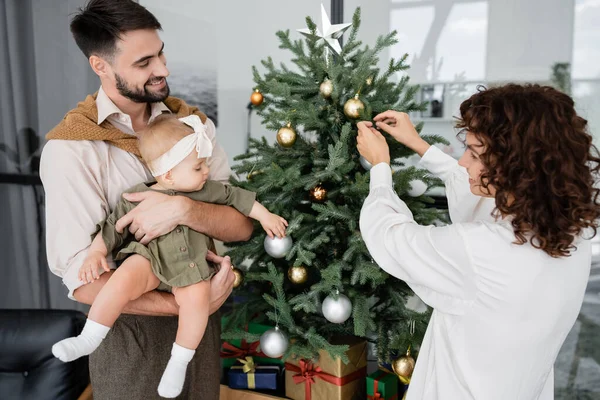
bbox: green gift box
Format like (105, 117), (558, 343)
(366, 369), (399, 400)
(221, 318), (284, 368)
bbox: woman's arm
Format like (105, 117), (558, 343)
(371, 111), (495, 223)
(360, 162), (478, 315)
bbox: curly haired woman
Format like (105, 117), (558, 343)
(357, 84), (600, 400)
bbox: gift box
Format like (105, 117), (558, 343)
(221, 318), (285, 368)
(367, 369), (399, 400)
(228, 357), (282, 390)
(285, 336), (367, 400)
(220, 384), (287, 400)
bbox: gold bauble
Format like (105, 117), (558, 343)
(392, 347), (416, 382)
(288, 265), (308, 284)
(250, 89), (264, 106)
(309, 185), (327, 202)
(231, 266), (243, 288)
(247, 169), (262, 181)
(343, 94), (365, 119)
(277, 123), (297, 148)
(319, 79), (333, 98)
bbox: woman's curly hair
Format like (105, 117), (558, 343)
(456, 84), (600, 258)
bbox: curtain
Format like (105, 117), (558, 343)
(0, 0), (96, 311)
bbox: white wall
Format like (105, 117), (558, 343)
(32, 0), (98, 139)
(216, 1), (331, 166)
(138, 1), (335, 167)
(486, 0), (574, 81)
(140, 0), (588, 162)
(350, 0), (578, 152)
(344, 0), (391, 73)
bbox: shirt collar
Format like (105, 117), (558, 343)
(96, 86), (123, 125)
(96, 86), (172, 126)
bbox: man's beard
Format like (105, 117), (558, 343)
(115, 73), (170, 103)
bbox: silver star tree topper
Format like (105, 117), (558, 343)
(297, 3), (351, 56)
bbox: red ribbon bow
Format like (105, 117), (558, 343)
(220, 340), (268, 359)
(285, 359), (367, 400)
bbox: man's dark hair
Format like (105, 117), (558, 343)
(70, 0), (162, 60)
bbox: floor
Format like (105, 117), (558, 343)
(555, 262), (600, 399)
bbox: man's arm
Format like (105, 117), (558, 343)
(40, 141), (183, 316)
(74, 271), (179, 316)
(180, 197), (254, 242)
(116, 191), (254, 244)
(74, 252), (235, 316)
(115, 116), (254, 244)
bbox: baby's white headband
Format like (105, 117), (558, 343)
(148, 115), (213, 177)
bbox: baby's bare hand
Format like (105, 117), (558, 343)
(78, 252), (109, 284)
(261, 214), (288, 239)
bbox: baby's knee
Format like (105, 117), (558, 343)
(174, 281), (210, 305)
(119, 255), (152, 275)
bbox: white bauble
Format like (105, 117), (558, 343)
(407, 180), (427, 197)
(264, 236), (293, 258)
(322, 293), (352, 323)
(259, 327), (289, 358)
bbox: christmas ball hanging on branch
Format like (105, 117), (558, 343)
(259, 327), (289, 358)
(359, 155), (373, 171)
(231, 265), (244, 288)
(309, 185), (328, 203)
(277, 123), (297, 148)
(250, 89), (264, 106)
(288, 265), (308, 284)
(407, 179), (428, 197)
(344, 94), (365, 119)
(319, 79), (333, 98)
(322, 291), (352, 323)
(264, 235), (293, 258)
(392, 347), (416, 384)
(247, 169), (262, 181)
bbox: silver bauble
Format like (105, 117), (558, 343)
(322, 293), (352, 323)
(407, 179), (428, 197)
(264, 236), (293, 258)
(359, 156), (373, 171)
(259, 327), (289, 358)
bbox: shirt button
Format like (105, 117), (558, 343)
(176, 228), (182, 234)
(180, 247), (187, 252)
(189, 262), (196, 268)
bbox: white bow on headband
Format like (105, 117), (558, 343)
(148, 115), (214, 177)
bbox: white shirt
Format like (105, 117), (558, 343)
(40, 87), (232, 299)
(360, 146), (591, 400)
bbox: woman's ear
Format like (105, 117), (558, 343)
(163, 170), (175, 185)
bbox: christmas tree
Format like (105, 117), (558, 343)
(222, 7), (448, 365)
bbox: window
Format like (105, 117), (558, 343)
(389, 0), (488, 83)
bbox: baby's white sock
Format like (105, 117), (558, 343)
(52, 319), (110, 362)
(157, 343), (195, 398)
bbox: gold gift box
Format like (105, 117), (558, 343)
(285, 336), (367, 400)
